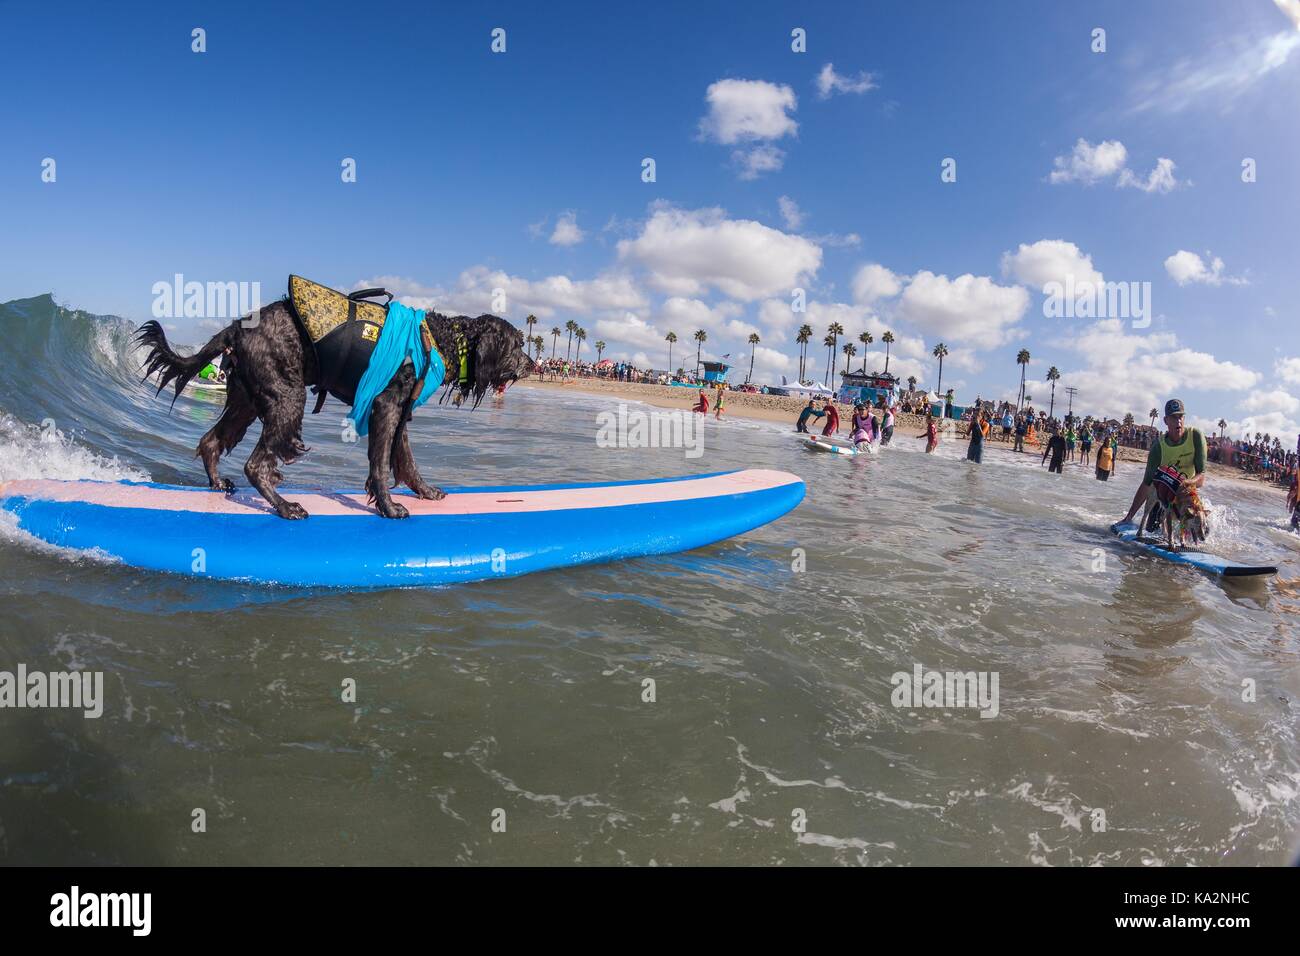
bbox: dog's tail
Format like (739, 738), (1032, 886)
(135, 320), (236, 406)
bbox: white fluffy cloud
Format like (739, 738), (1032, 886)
(1117, 157), (1181, 193)
(1049, 139), (1128, 185)
(851, 263), (902, 305)
(1053, 318), (1260, 422)
(733, 145), (786, 180)
(658, 296), (756, 339)
(364, 268), (647, 320)
(1239, 388), (1300, 416)
(1211, 411), (1300, 442)
(896, 271), (1031, 346)
(617, 205), (822, 301)
(592, 311), (670, 354)
(777, 195), (804, 230)
(698, 78), (798, 144)
(1049, 138), (1183, 193)
(1001, 239), (1104, 291)
(549, 212), (585, 246)
(815, 63), (877, 99)
(1163, 250), (1246, 286)
(1275, 356), (1300, 386)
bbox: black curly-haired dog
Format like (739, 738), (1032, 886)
(136, 300), (531, 519)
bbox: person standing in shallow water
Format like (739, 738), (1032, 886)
(966, 410), (987, 463)
(917, 407), (939, 453)
(821, 399), (841, 437)
(795, 398), (824, 433)
(1043, 427), (1067, 474)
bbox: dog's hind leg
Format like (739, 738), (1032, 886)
(390, 402), (445, 501)
(244, 399), (309, 520)
(197, 378), (256, 493)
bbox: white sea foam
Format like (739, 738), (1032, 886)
(0, 411), (147, 484)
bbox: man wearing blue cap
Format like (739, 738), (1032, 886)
(1116, 398), (1207, 533)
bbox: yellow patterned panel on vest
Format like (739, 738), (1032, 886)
(289, 275), (387, 343)
(361, 323), (379, 342)
(419, 323), (443, 366)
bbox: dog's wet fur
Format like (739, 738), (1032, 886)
(1141, 481), (1210, 549)
(136, 299), (531, 519)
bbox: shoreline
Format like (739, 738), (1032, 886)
(516, 377), (1284, 496)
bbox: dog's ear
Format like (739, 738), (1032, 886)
(465, 316), (514, 408)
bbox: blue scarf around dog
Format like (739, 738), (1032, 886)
(348, 301), (445, 436)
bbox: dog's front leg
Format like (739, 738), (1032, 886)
(391, 412), (445, 501)
(365, 378), (409, 519)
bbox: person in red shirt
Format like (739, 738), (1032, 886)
(821, 400), (840, 437)
(917, 407), (939, 453)
(693, 390), (709, 414)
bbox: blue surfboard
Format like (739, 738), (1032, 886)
(1109, 521), (1276, 577)
(0, 469), (804, 588)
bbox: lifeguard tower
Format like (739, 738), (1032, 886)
(701, 361), (731, 384)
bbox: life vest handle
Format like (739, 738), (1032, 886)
(348, 288), (393, 306)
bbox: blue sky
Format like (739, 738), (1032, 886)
(2, 0), (1298, 438)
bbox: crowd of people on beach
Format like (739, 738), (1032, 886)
(535, 358), (666, 384)
(1209, 433), (1299, 487)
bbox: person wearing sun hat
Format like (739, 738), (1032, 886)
(1116, 397), (1207, 533)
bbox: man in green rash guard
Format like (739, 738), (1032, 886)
(1117, 398), (1207, 533)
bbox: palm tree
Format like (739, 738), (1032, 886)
(1149, 408), (1159, 428)
(525, 313), (537, 346)
(533, 335), (545, 360)
(825, 322), (845, 385)
(564, 319), (579, 361)
(1045, 366), (1061, 418)
(1016, 349), (1031, 408)
(665, 331), (677, 372)
(575, 327), (587, 361)
(932, 342), (949, 394)
(842, 342), (857, 373)
(1217, 418), (1227, 438)
(746, 332), (761, 384)
(595, 340), (606, 362)
(1124, 412), (1135, 427)
(693, 329), (707, 379)
(881, 331), (895, 375)
(796, 324), (813, 381)
(858, 331), (873, 371)
(823, 334), (837, 386)
(907, 375), (917, 393)
(550, 327), (561, 358)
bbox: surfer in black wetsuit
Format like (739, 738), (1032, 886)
(1043, 428), (1066, 474)
(795, 399), (824, 433)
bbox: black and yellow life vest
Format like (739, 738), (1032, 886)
(288, 275), (437, 410)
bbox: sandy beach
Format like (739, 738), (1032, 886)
(518, 376), (1280, 493)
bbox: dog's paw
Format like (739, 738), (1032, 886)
(416, 485), (446, 501)
(379, 500), (409, 519)
(212, 477), (236, 494)
(277, 500), (309, 520)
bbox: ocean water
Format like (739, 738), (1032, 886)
(1, 295), (1298, 865)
